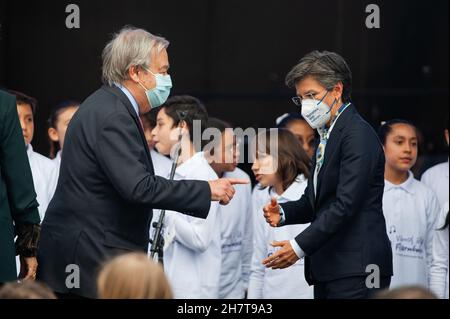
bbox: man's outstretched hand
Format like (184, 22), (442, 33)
(263, 198), (281, 227)
(262, 240), (299, 269)
(208, 178), (249, 205)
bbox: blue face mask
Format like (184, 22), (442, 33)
(139, 69), (172, 109)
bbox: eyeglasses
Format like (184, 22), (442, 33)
(291, 89), (329, 107)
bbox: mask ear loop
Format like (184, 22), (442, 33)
(138, 67), (157, 91)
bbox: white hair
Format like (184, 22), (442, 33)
(101, 26), (169, 86)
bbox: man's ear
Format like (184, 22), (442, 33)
(48, 127), (59, 142)
(128, 65), (140, 83)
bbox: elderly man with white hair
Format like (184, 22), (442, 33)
(37, 26), (246, 299)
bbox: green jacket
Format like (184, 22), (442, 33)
(0, 89), (40, 283)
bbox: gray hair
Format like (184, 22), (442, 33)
(285, 50), (352, 103)
(102, 26), (169, 86)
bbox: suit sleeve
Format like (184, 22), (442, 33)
(295, 124), (381, 255)
(0, 93), (40, 225)
(95, 111), (211, 218)
(279, 188), (314, 225)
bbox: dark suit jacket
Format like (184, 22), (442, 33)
(0, 90), (40, 283)
(37, 85), (211, 298)
(280, 104), (393, 285)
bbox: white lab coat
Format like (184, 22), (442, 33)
(158, 152), (221, 299)
(383, 171), (440, 289)
(248, 175), (313, 299)
(429, 202), (449, 299)
(27, 144), (57, 220)
(150, 149), (172, 178)
(421, 160), (449, 209)
(147, 149), (173, 256)
(218, 168), (253, 299)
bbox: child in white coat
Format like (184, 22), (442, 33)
(151, 95), (221, 299)
(47, 100), (79, 192)
(204, 117), (253, 299)
(248, 128), (313, 299)
(378, 119), (440, 289)
(12, 90), (57, 220)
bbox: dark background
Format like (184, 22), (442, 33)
(0, 0), (448, 177)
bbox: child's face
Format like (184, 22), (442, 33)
(151, 107), (180, 156)
(17, 103), (34, 146)
(251, 153), (280, 188)
(48, 106), (78, 150)
(384, 123), (418, 173)
(286, 119), (315, 159)
(208, 129), (238, 172)
(140, 117), (155, 150)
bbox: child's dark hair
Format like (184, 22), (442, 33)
(378, 119), (417, 145)
(256, 128), (311, 192)
(161, 95), (208, 149)
(8, 90), (37, 115)
(48, 100), (80, 158)
(141, 107), (159, 129)
(202, 117), (232, 152)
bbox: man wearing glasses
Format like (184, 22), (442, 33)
(262, 51), (393, 299)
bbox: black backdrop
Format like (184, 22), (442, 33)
(0, 0), (448, 174)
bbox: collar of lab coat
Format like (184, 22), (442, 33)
(175, 151), (206, 178)
(384, 170), (415, 195)
(270, 174), (306, 202)
(26, 143), (34, 158)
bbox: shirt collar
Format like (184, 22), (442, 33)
(115, 83), (140, 116)
(175, 152), (205, 178)
(385, 170), (415, 195)
(270, 174), (306, 201)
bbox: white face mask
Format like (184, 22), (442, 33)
(300, 91), (336, 129)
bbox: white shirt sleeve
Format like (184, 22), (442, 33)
(170, 201), (219, 253)
(429, 204), (449, 299)
(290, 239), (306, 259)
(247, 190), (267, 299)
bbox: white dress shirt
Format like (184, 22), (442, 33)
(421, 159), (449, 209)
(218, 168), (253, 299)
(383, 171), (440, 289)
(429, 202), (449, 299)
(248, 175), (313, 299)
(158, 152), (221, 299)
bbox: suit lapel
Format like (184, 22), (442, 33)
(102, 85), (153, 173)
(315, 105), (355, 202)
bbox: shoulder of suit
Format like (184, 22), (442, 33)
(0, 90), (16, 118)
(78, 87), (129, 119)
